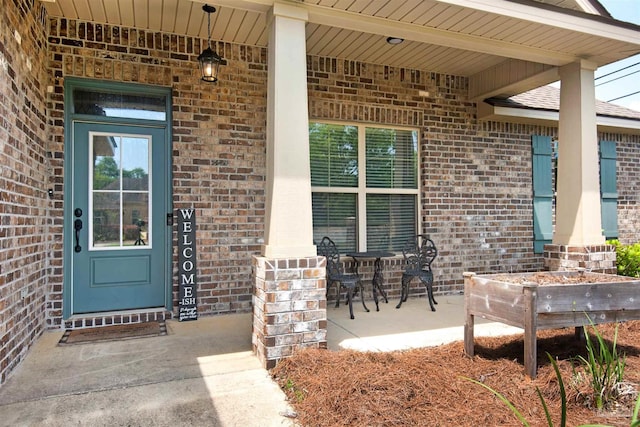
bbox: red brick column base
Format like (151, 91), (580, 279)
(543, 244), (616, 274)
(252, 255), (327, 369)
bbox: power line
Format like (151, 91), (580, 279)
(608, 90), (640, 103)
(596, 69), (640, 86)
(595, 61), (640, 80)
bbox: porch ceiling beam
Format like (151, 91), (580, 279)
(469, 59), (559, 101)
(304, 4), (574, 67)
(436, 0), (640, 44)
(191, 0), (273, 13)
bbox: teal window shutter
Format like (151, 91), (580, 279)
(599, 140), (618, 239)
(532, 136), (553, 253)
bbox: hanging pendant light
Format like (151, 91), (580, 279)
(198, 4), (222, 83)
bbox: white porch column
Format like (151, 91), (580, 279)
(262, 2), (316, 258)
(553, 60), (605, 246)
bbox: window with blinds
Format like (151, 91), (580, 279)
(310, 122), (419, 252)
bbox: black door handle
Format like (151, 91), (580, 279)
(74, 218), (83, 253)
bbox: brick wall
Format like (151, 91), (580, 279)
(45, 17), (268, 326)
(0, 1), (49, 384)
(252, 256), (327, 369)
(544, 244), (617, 273)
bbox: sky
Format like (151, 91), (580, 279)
(592, 0), (640, 111)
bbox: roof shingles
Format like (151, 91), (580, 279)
(487, 85), (640, 120)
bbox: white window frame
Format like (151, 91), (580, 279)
(310, 120), (421, 252)
(89, 131), (153, 251)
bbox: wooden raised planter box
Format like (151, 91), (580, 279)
(463, 271), (640, 378)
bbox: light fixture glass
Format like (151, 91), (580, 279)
(386, 37), (404, 45)
(198, 4), (222, 83)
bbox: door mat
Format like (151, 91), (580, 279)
(58, 321), (166, 345)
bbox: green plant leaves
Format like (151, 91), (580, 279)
(607, 239), (640, 278)
(463, 376), (531, 427)
(577, 321), (626, 410)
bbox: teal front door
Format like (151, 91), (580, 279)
(70, 122), (169, 314)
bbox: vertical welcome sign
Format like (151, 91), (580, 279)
(178, 208), (197, 321)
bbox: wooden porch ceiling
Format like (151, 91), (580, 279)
(42, 0), (640, 94)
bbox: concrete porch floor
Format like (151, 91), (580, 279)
(327, 294), (522, 352)
(0, 314), (297, 427)
(0, 295), (522, 426)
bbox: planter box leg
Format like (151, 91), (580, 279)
(523, 286), (538, 379)
(463, 273), (475, 357)
(464, 313), (475, 357)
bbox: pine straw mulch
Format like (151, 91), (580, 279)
(271, 321), (640, 427)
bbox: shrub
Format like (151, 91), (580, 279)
(607, 240), (640, 278)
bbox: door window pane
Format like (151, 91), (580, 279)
(123, 193), (149, 246)
(93, 192), (120, 247)
(73, 89), (166, 121)
(93, 136), (121, 190)
(122, 137), (149, 191)
(90, 132), (151, 249)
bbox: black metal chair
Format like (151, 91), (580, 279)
(317, 236), (369, 319)
(397, 234), (438, 311)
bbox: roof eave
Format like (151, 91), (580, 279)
(478, 103), (640, 134)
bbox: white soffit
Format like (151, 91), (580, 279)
(41, 0), (640, 77)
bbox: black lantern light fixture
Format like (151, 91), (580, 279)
(198, 4), (222, 83)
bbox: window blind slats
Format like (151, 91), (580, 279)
(309, 123), (358, 187)
(312, 193), (357, 252)
(367, 194), (416, 251)
(365, 128), (417, 189)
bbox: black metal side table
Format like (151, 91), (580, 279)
(346, 251), (395, 311)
